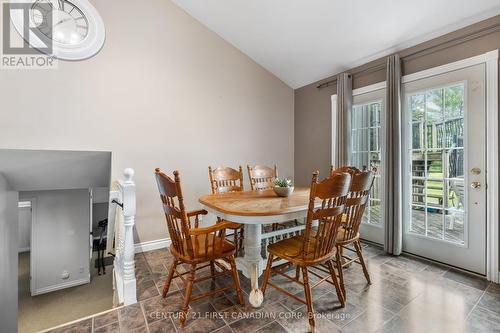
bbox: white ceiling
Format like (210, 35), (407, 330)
(173, 0), (500, 88)
(0, 150), (111, 191)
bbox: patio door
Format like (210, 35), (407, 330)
(350, 85), (386, 245)
(402, 63), (486, 274)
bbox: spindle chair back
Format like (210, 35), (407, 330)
(209, 166), (244, 194)
(331, 166), (375, 296)
(247, 164), (277, 190)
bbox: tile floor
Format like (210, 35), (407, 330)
(45, 243), (500, 333)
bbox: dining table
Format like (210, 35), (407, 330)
(199, 187), (316, 307)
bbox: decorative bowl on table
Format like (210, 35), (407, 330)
(273, 178), (294, 197)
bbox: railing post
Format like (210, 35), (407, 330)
(121, 168), (137, 305)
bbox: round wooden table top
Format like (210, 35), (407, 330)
(199, 188), (312, 217)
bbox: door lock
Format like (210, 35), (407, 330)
(470, 181), (481, 189)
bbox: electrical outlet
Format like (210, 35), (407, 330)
(61, 271), (70, 279)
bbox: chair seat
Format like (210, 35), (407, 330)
(170, 234), (235, 262)
(267, 234), (335, 265)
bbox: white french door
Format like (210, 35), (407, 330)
(350, 86), (386, 245)
(402, 64), (486, 274)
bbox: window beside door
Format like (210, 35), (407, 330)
(350, 100), (383, 226)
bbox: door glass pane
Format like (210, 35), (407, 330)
(411, 178), (426, 207)
(444, 85), (465, 119)
(407, 83), (466, 245)
(426, 179), (444, 239)
(411, 205), (426, 236)
(427, 150), (444, 179)
(411, 93), (425, 121)
(445, 178), (465, 242)
(370, 128), (379, 151)
(444, 85), (465, 150)
(354, 129), (369, 152)
(350, 100), (383, 226)
(446, 149), (464, 178)
(444, 209), (465, 243)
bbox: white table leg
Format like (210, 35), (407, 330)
(236, 223), (264, 307)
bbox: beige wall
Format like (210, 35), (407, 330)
(294, 15), (500, 186)
(0, 0), (294, 243)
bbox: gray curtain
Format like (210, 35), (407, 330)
(384, 54), (403, 255)
(334, 73), (352, 167)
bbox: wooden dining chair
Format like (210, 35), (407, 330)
(247, 164), (277, 190)
(208, 166), (245, 255)
(247, 164), (283, 232)
(331, 166), (375, 296)
(154, 168), (245, 327)
(261, 171), (351, 332)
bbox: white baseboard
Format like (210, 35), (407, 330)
(32, 277), (90, 296)
(134, 238), (171, 254)
(18, 247), (30, 253)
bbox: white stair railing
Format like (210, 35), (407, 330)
(108, 168), (137, 306)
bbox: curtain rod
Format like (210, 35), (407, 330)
(316, 21), (500, 89)
(316, 63), (385, 89)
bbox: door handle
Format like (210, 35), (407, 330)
(470, 181), (481, 189)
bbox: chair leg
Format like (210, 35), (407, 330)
(162, 260), (178, 298)
(233, 230), (239, 256)
(354, 240), (371, 284)
(295, 265), (300, 281)
(210, 261), (216, 282)
(239, 227), (244, 251)
(261, 254), (274, 295)
(335, 247), (346, 297)
(180, 264), (196, 328)
(327, 260), (345, 307)
(340, 245), (348, 266)
(301, 266), (315, 332)
(228, 255), (245, 306)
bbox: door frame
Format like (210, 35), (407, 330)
(18, 200), (33, 253)
(402, 50), (499, 282)
(26, 197), (36, 295)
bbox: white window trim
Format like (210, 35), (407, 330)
(401, 50), (499, 282)
(486, 51), (499, 283)
(353, 81), (387, 96)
